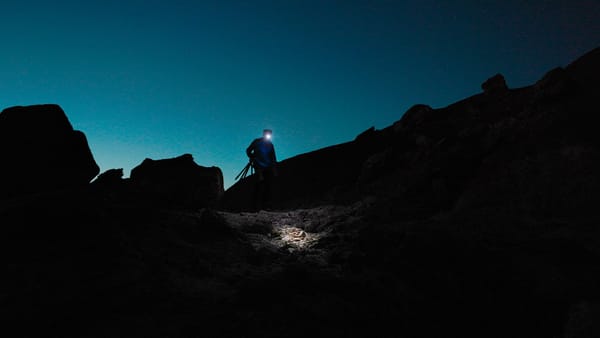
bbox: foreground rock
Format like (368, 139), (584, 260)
(0, 104), (99, 199)
(3, 189), (598, 338)
(129, 153), (224, 209)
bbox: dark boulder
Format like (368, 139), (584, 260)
(565, 46), (600, 90)
(90, 168), (125, 193)
(392, 104), (434, 132)
(354, 126), (376, 141)
(92, 168), (124, 186)
(0, 104), (99, 199)
(534, 67), (577, 100)
(481, 73), (509, 95)
(130, 153), (224, 209)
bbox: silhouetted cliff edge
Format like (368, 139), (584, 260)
(1, 47), (599, 338)
(221, 47), (600, 221)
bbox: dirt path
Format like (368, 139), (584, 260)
(217, 204), (363, 258)
(218, 209), (323, 253)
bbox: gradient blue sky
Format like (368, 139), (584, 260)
(1, 0), (598, 189)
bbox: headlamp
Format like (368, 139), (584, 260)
(263, 129), (273, 140)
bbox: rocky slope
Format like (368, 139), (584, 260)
(1, 47), (599, 338)
(222, 47), (600, 218)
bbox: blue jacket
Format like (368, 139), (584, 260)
(247, 137), (277, 169)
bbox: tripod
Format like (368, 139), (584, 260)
(235, 161), (254, 181)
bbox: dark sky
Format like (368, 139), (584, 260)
(1, 0), (598, 189)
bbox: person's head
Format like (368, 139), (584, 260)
(263, 129), (273, 141)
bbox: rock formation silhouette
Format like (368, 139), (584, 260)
(1, 46), (599, 338)
(221, 47), (600, 222)
(0, 104), (99, 199)
(129, 153), (224, 208)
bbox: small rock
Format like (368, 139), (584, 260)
(481, 73), (508, 94)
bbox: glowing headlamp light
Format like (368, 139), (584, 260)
(263, 129), (273, 140)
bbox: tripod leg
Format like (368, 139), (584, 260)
(241, 163), (252, 180)
(235, 163), (250, 180)
(235, 168), (245, 180)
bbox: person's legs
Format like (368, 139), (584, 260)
(262, 167), (274, 210)
(253, 167), (265, 211)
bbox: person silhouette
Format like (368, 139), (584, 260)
(246, 129), (277, 210)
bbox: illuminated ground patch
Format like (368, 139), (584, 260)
(217, 205), (357, 255)
(276, 225), (321, 251)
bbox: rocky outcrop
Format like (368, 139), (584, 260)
(533, 67), (577, 100)
(130, 153), (224, 209)
(0, 104), (99, 199)
(92, 168), (124, 187)
(392, 104), (434, 132)
(222, 47), (600, 220)
(1, 46), (600, 338)
(481, 73), (508, 94)
(565, 46), (600, 90)
(220, 136), (383, 211)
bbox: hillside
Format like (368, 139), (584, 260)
(1, 46), (599, 338)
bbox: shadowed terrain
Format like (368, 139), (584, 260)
(1, 47), (600, 338)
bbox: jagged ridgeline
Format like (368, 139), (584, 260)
(1, 47), (598, 213)
(222, 47), (600, 216)
(0, 46), (599, 338)
(0, 104), (100, 199)
(0, 104), (224, 208)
